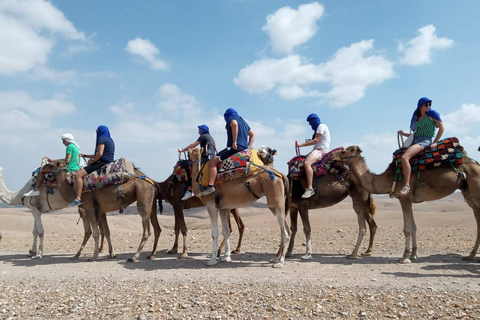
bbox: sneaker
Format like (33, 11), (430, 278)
(181, 190), (194, 201)
(199, 186), (216, 196)
(24, 189), (40, 197)
(301, 188), (315, 198)
(69, 199), (83, 207)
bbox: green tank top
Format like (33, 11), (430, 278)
(414, 116), (436, 138)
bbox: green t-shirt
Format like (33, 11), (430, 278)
(66, 143), (80, 172)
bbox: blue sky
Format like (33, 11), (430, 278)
(1, 0), (480, 190)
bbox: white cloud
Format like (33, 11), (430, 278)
(0, 0), (92, 76)
(399, 25), (453, 66)
(0, 91), (75, 119)
(442, 103), (480, 135)
(28, 66), (78, 85)
(125, 38), (169, 71)
(263, 2), (325, 53)
(235, 40), (395, 107)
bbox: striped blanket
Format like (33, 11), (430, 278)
(393, 137), (463, 172)
(173, 160), (192, 182)
(288, 147), (346, 180)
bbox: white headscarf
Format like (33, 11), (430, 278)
(61, 133), (81, 152)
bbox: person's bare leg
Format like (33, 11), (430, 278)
(75, 169), (87, 200)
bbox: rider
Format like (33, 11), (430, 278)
(24, 133), (82, 197)
(295, 113), (330, 198)
(71, 125), (115, 206)
(199, 108), (255, 196)
(178, 124), (216, 200)
(397, 97), (444, 197)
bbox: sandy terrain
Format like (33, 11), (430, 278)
(1, 193), (480, 319)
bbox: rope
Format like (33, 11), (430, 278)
(125, 172), (156, 186)
(250, 162), (278, 181)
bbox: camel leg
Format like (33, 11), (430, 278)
(147, 204), (162, 260)
(206, 205), (219, 266)
(399, 198), (415, 264)
(270, 206), (289, 268)
(30, 207), (44, 259)
(90, 215), (101, 262)
(128, 212), (151, 262)
(71, 215), (92, 260)
(286, 207), (298, 258)
(230, 209), (245, 254)
(98, 211), (115, 259)
(29, 212), (38, 256)
(219, 209), (232, 262)
(347, 203), (366, 259)
(169, 204), (189, 259)
(461, 190), (480, 261)
(298, 204), (313, 260)
(363, 207), (377, 256)
(217, 214), (230, 258)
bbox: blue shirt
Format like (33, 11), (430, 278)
(97, 136), (115, 163)
(226, 116), (251, 150)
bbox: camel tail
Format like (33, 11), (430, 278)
(282, 173), (290, 217)
(155, 182), (163, 214)
(368, 193), (377, 218)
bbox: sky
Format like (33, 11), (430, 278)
(1, 0), (480, 190)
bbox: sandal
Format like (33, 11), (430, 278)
(398, 185), (410, 197)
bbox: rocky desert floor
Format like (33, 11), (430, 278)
(1, 193), (480, 319)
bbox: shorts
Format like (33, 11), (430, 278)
(413, 136), (433, 149)
(306, 148), (328, 162)
(216, 147), (244, 161)
(83, 161), (110, 174)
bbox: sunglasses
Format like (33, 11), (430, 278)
(425, 102), (431, 107)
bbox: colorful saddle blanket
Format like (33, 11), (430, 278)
(393, 137), (463, 172)
(198, 148), (263, 186)
(287, 147), (346, 180)
(66, 158), (134, 192)
(173, 160), (192, 182)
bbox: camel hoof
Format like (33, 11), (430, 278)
(31, 254), (42, 260)
(273, 262), (284, 268)
(69, 255), (80, 260)
(269, 258), (280, 264)
(220, 256), (232, 262)
(99, 247), (104, 253)
(146, 255), (156, 260)
(231, 249), (240, 255)
(206, 260), (217, 266)
(87, 258), (97, 262)
(108, 254), (116, 259)
(463, 256), (475, 261)
(127, 257), (137, 263)
(285, 252), (293, 258)
(361, 251), (372, 257)
(167, 248), (178, 255)
(179, 253), (189, 259)
(346, 254), (358, 260)
(398, 258), (411, 264)
(410, 255), (418, 261)
(29, 250), (37, 255)
(301, 254), (313, 260)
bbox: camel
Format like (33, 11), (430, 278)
(330, 145), (480, 263)
(157, 175), (245, 259)
(41, 160), (162, 262)
(287, 172), (377, 260)
(189, 147), (290, 267)
(0, 165), (72, 259)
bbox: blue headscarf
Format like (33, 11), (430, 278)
(224, 108), (239, 124)
(307, 113), (321, 139)
(95, 125), (113, 153)
(410, 97), (442, 131)
(198, 124), (209, 134)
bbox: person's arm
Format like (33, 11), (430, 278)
(431, 119), (445, 148)
(397, 130), (411, 137)
(178, 141), (200, 152)
(88, 144), (105, 164)
(65, 153), (72, 164)
(296, 133), (322, 148)
(247, 130), (255, 148)
(231, 120), (239, 150)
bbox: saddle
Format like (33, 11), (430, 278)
(287, 147), (347, 180)
(393, 137), (463, 172)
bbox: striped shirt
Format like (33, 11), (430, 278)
(414, 116), (436, 138)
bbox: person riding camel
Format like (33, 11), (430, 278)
(199, 108), (256, 196)
(295, 113), (330, 198)
(397, 97), (444, 197)
(24, 133), (83, 197)
(178, 124), (216, 200)
(71, 125), (115, 206)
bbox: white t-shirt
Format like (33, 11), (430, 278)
(313, 123), (330, 151)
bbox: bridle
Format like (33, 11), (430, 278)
(338, 154), (363, 164)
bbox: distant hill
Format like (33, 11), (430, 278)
(0, 202), (24, 208)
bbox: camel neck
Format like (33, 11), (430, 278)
(349, 158), (395, 194)
(0, 172), (32, 205)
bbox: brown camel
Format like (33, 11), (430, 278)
(158, 175), (245, 259)
(330, 145), (480, 263)
(287, 172), (377, 260)
(189, 147), (290, 267)
(42, 160), (162, 262)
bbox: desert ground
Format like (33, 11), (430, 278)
(1, 193), (479, 319)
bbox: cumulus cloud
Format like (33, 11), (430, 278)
(442, 103), (480, 135)
(0, 0), (89, 75)
(28, 66), (78, 85)
(263, 2), (325, 53)
(235, 40), (395, 107)
(398, 25), (453, 65)
(125, 38), (169, 71)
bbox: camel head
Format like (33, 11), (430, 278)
(330, 145), (363, 163)
(41, 159), (67, 173)
(188, 148), (202, 161)
(257, 146), (277, 166)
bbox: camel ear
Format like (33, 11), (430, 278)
(272, 149), (277, 156)
(355, 146), (363, 153)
